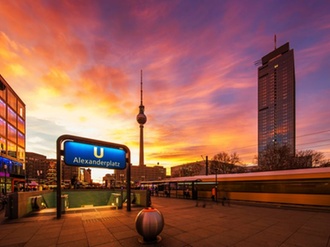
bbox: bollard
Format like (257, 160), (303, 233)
(135, 207), (164, 244)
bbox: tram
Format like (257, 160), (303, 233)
(140, 167), (330, 207)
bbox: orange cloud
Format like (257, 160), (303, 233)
(1, 1), (329, 180)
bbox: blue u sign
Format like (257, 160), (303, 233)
(64, 141), (126, 169)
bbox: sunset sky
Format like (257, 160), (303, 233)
(1, 0), (329, 181)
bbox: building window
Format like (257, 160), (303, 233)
(0, 81), (5, 100)
(0, 137), (5, 154)
(18, 131), (24, 148)
(7, 107), (17, 127)
(8, 124), (17, 143)
(7, 90), (17, 111)
(18, 101), (25, 119)
(17, 147), (25, 161)
(0, 118), (5, 137)
(0, 99), (5, 118)
(18, 116), (25, 134)
(7, 141), (17, 158)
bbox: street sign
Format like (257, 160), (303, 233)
(64, 141), (126, 169)
(56, 135), (132, 219)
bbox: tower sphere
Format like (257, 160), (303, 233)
(137, 113), (147, 124)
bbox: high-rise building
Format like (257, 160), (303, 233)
(0, 75), (26, 193)
(258, 42), (296, 158)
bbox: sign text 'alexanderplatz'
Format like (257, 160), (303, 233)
(64, 141), (126, 169)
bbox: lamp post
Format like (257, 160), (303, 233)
(4, 164), (7, 195)
(120, 173), (124, 188)
(37, 170), (43, 191)
(26, 165), (29, 191)
(201, 155), (209, 175)
(215, 168), (218, 202)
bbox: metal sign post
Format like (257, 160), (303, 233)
(56, 134), (131, 219)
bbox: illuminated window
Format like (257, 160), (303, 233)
(0, 99), (5, 118)
(0, 81), (5, 100)
(8, 124), (17, 142)
(17, 147), (25, 161)
(18, 131), (25, 147)
(0, 137), (5, 154)
(7, 141), (17, 158)
(18, 101), (25, 119)
(7, 90), (17, 111)
(8, 107), (17, 127)
(18, 117), (25, 133)
(0, 118), (5, 137)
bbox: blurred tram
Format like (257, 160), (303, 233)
(140, 167), (330, 207)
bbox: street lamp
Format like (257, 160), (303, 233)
(4, 164), (7, 195)
(215, 168), (218, 202)
(37, 170), (43, 191)
(201, 155), (209, 175)
(120, 173), (125, 188)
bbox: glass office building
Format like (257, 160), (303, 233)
(258, 42), (296, 157)
(0, 75), (26, 193)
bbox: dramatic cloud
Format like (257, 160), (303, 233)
(0, 0), (329, 180)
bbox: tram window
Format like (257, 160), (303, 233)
(218, 179), (330, 194)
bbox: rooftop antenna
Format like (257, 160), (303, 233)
(274, 34), (277, 50)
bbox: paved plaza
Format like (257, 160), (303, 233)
(0, 197), (329, 247)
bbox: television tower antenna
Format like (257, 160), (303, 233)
(140, 70), (143, 105)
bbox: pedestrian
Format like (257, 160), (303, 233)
(222, 189), (230, 206)
(193, 186), (198, 200)
(185, 188), (190, 198)
(211, 187), (216, 201)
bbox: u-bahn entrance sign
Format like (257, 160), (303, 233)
(64, 141), (127, 169)
(56, 135), (131, 219)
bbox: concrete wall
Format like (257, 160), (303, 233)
(7, 190), (51, 219)
(7, 189), (148, 219)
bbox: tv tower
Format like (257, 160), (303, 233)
(136, 70), (147, 166)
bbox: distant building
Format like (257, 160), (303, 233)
(113, 165), (166, 187)
(0, 75), (26, 193)
(171, 161), (206, 177)
(25, 152), (47, 184)
(78, 168), (92, 185)
(25, 152), (80, 186)
(62, 161), (79, 182)
(258, 42), (296, 159)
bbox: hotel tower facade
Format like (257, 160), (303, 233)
(258, 42), (296, 158)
